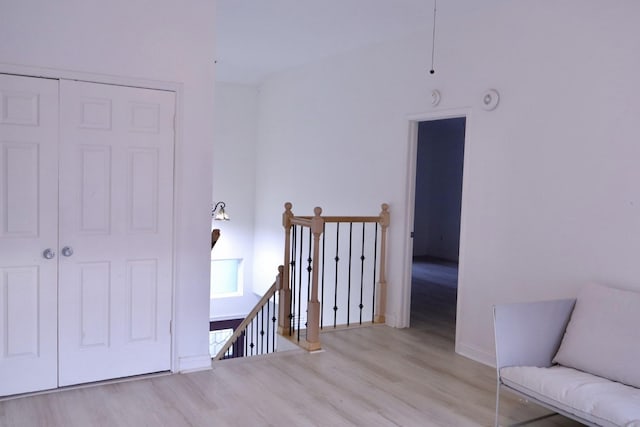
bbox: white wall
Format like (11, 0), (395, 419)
(251, 0), (640, 365)
(211, 83), (260, 320)
(0, 0), (216, 371)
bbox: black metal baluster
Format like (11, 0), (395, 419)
(333, 223), (340, 328)
(246, 323), (250, 356)
(238, 330), (245, 358)
(297, 226), (304, 342)
(290, 226), (297, 335)
(359, 222), (366, 325)
(251, 319), (256, 356)
(271, 292), (278, 351)
(244, 325), (248, 357)
(233, 334), (237, 358)
(260, 305), (265, 354)
(255, 317), (259, 355)
(234, 334), (239, 358)
(266, 297), (270, 354)
(347, 222), (353, 326)
(256, 316), (260, 355)
(320, 222), (326, 330)
(250, 322), (255, 356)
(372, 222), (379, 323)
(271, 293), (277, 352)
(306, 227), (312, 342)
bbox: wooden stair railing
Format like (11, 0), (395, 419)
(212, 266), (283, 361)
(213, 203), (389, 360)
(279, 203), (390, 352)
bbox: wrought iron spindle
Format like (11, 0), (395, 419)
(320, 222), (326, 329)
(266, 298), (270, 353)
(271, 294), (277, 352)
(372, 222), (379, 323)
(274, 294), (278, 350)
(333, 223), (340, 328)
(249, 322), (255, 356)
(305, 227), (312, 341)
(260, 305), (265, 354)
(297, 226), (304, 342)
(290, 225), (297, 335)
(347, 222), (353, 326)
(359, 222), (366, 325)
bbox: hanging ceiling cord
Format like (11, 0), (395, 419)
(430, 0), (437, 74)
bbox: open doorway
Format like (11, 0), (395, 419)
(410, 117), (466, 342)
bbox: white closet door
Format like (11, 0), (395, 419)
(0, 74), (59, 396)
(58, 80), (175, 386)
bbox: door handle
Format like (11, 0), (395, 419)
(43, 248), (56, 259)
(61, 246), (74, 257)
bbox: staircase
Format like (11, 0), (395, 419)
(212, 203), (389, 361)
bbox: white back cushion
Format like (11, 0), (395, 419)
(553, 283), (640, 388)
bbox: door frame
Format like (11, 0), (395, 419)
(402, 107), (472, 353)
(0, 62), (182, 373)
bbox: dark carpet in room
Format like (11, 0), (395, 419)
(410, 256), (458, 341)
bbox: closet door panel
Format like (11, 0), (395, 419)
(58, 80), (175, 386)
(0, 74), (59, 396)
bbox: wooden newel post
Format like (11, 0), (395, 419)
(279, 202), (293, 335)
(306, 206), (324, 351)
(275, 265), (284, 289)
(375, 203), (390, 323)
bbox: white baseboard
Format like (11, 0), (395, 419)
(177, 354), (212, 373)
(384, 313), (399, 328)
(455, 341), (495, 367)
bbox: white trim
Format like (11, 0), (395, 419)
(177, 355), (213, 373)
(0, 62), (183, 375)
(0, 62), (180, 92)
(401, 107), (472, 344)
(171, 82), (184, 374)
(384, 313), (398, 328)
(456, 342), (494, 368)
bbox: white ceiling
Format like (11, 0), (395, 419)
(215, 0), (436, 84)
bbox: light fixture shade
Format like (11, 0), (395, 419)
(212, 201), (230, 221)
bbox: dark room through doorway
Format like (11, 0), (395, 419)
(411, 117), (466, 341)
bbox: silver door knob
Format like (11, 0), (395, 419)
(43, 248), (56, 259)
(61, 246), (74, 257)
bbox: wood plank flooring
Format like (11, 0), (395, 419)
(0, 261), (584, 426)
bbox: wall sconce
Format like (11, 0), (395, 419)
(212, 201), (230, 221)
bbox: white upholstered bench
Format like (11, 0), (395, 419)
(493, 283), (640, 427)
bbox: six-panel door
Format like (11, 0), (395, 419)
(0, 74), (60, 396)
(57, 80), (175, 386)
(0, 74), (175, 395)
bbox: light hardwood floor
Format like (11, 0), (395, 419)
(0, 267), (583, 427)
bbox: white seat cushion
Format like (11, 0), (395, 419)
(501, 365), (640, 427)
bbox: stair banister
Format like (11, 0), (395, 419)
(305, 207), (324, 351)
(213, 266), (283, 360)
(279, 203), (293, 335)
(280, 202), (389, 351)
(374, 203), (390, 323)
